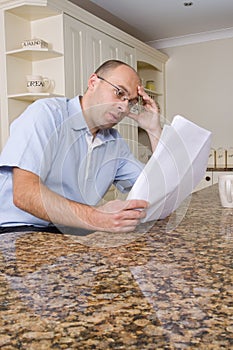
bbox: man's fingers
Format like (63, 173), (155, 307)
(124, 199), (149, 210)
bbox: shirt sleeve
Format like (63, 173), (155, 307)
(0, 98), (66, 179)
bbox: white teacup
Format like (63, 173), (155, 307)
(218, 174), (233, 208)
(26, 75), (51, 93)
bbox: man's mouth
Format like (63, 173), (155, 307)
(109, 112), (120, 123)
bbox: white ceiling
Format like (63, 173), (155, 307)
(70, 0), (233, 45)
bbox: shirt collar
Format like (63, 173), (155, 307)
(67, 96), (87, 131)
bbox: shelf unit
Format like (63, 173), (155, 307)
(136, 60), (166, 162)
(0, 3), (65, 149)
(137, 61), (165, 115)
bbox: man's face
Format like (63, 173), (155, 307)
(91, 65), (140, 130)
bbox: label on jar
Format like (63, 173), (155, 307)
(227, 147), (233, 168)
(216, 147), (226, 168)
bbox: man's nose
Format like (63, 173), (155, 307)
(117, 99), (130, 113)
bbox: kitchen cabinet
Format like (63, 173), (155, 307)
(0, 0), (168, 155)
(63, 14), (86, 99)
(136, 47), (167, 159)
(0, 3), (65, 149)
(193, 170), (233, 192)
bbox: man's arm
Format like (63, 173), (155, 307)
(129, 85), (162, 152)
(13, 167), (148, 232)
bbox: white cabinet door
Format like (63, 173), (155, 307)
(102, 33), (120, 61)
(119, 41), (136, 68)
(102, 34), (136, 68)
(86, 27), (136, 74)
(86, 26), (105, 79)
(64, 14), (87, 97)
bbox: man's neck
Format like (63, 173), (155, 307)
(79, 95), (99, 137)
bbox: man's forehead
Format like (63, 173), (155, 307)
(108, 65), (138, 78)
(110, 71), (140, 86)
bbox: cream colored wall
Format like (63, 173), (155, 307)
(161, 38), (233, 149)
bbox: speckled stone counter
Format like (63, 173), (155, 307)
(0, 185), (233, 349)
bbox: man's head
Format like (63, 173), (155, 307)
(94, 59), (140, 83)
(82, 60), (141, 134)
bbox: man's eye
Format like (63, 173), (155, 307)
(115, 89), (125, 97)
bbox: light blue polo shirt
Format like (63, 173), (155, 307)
(0, 96), (143, 227)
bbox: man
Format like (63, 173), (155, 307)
(0, 60), (161, 233)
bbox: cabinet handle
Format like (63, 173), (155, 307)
(205, 176), (211, 181)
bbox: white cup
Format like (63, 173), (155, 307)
(218, 174), (233, 208)
(26, 75), (52, 93)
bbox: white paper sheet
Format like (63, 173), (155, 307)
(127, 115), (212, 222)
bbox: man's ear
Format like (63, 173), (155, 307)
(87, 73), (98, 91)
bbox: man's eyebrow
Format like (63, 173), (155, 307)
(117, 85), (139, 100)
(115, 83), (139, 101)
(117, 84), (129, 94)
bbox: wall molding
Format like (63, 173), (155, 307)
(148, 27), (233, 49)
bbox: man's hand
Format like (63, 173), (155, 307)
(91, 199), (148, 233)
(128, 85), (162, 152)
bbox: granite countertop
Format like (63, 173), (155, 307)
(0, 185), (232, 349)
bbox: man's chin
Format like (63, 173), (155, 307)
(99, 122), (117, 130)
(103, 123), (117, 129)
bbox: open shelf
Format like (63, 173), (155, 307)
(144, 88), (162, 96)
(6, 48), (63, 61)
(8, 93), (64, 102)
